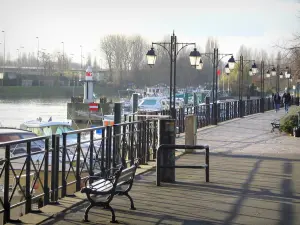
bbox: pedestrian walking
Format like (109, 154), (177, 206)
(273, 92), (281, 112)
(283, 91), (291, 113)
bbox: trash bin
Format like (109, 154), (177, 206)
(158, 118), (176, 183)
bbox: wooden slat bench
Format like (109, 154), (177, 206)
(81, 162), (138, 223)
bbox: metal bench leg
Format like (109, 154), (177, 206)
(124, 193), (136, 210)
(106, 205), (117, 223)
(83, 203), (94, 222)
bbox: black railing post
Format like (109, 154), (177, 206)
(226, 102), (230, 120)
(112, 125), (117, 168)
(55, 136), (59, 202)
(3, 145), (11, 224)
(44, 138), (50, 205)
(106, 126), (112, 171)
(146, 120), (150, 162)
(89, 130), (94, 178)
(129, 123), (134, 166)
(239, 100), (243, 118)
(100, 128), (105, 174)
(217, 103), (221, 122)
(205, 146), (209, 182)
(141, 120), (147, 164)
(233, 101), (237, 118)
(152, 120), (157, 160)
(137, 122), (142, 162)
(75, 133), (81, 192)
(61, 133), (67, 198)
(205, 97), (210, 125)
(121, 124), (127, 167)
(51, 135), (56, 202)
(25, 141), (32, 214)
(179, 107), (184, 133)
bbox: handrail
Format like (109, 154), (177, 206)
(156, 144), (209, 186)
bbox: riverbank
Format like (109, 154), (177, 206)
(0, 85), (121, 99)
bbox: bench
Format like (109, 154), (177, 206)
(81, 162), (138, 223)
(271, 120), (280, 133)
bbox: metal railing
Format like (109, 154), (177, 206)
(0, 97), (298, 223)
(156, 144), (209, 186)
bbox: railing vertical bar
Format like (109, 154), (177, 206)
(44, 138), (50, 205)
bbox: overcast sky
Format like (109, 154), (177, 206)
(0, 0), (299, 65)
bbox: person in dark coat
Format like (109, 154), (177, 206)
(273, 92), (281, 112)
(283, 92), (291, 113)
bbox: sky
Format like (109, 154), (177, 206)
(0, 0), (300, 66)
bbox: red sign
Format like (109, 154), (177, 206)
(86, 72), (92, 76)
(89, 103), (98, 111)
(217, 70), (221, 76)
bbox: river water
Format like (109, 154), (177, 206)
(0, 98), (68, 128)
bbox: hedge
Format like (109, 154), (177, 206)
(280, 106), (300, 134)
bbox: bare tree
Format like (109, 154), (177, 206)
(101, 35), (115, 83)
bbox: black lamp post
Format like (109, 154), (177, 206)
(196, 48), (234, 125)
(226, 55), (257, 117)
(146, 31), (201, 119)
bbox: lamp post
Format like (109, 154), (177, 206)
(255, 61), (274, 113)
(226, 55), (257, 117)
(61, 41), (64, 74)
(80, 45), (83, 69)
(146, 31), (201, 119)
(19, 46), (24, 68)
(2, 30), (5, 76)
(196, 49), (234, 125)
(36, 37), (39, 74)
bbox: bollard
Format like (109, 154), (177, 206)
(114, 102), (122, 164)
(132, 93), (139, 113)
(193, 93), (198, 107)
(184, 93), (189, 105)
(185, 115), (197, 153)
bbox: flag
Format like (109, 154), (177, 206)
(217, 70), (221, 76)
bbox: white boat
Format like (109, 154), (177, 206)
(138, 96), (169, 112)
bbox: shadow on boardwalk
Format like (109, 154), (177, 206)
(40, 152), (300, 225)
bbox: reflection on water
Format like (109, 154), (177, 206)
(0, 98), (68, 128)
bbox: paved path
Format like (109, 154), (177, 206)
(36, 110), (300, 225)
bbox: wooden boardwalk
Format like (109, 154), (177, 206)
(39, 152), (300, 225)
(11, 110), (300, 225)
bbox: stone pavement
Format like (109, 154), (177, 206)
(28, 110), (300, 225)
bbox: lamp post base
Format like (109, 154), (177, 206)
(260, 98), (265, 113)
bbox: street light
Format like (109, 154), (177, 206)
(228, 56), (235, 70)
(189, 48), (201, 68)
(249, 69), (253, 76)
(252, 63), (258, 74)
(224, 64), (230, 75)
(198, 49), (234, 125)
(224, 55), (256, 117)
(279, 72), (284, 79)
(196, 59), (204, 70)
(146, 47), (156, 67)
(271, 67), (276, 76)
(146, 31), (199, 119)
